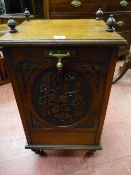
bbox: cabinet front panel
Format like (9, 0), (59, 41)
(26, 61), (99, 129)
(8, 46), (112, 145)
(31, 131), (96, 144)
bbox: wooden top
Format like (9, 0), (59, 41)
(0, 19), (127, 46)
(0, 24), (8, 37)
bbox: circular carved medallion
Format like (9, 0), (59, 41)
(32, 68), (92, 126)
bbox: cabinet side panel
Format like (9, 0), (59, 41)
(3, 47), (32, 143)
(95, 47), (119, 144)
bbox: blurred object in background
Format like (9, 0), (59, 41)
(0, 0), (6, 15)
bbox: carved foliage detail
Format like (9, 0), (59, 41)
(20, 61), (42, 83)
(78, 62), (107, 88)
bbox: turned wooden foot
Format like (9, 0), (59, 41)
(113, 55), (131, 84)
(84, 150), (96, 157)
(31, 149), (47, 156)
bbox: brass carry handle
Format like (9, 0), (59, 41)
(71, 0), (82, 8)
(120, 0), (128, 7)
(49, 51), (70, 71)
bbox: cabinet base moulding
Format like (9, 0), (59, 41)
(25, 144), (102, 150)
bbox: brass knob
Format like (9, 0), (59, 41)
(120, 0), (128, 7)
(117, 20), (125, 27)
(71, 0), (82, 8)
(56, 58), (64, 72)
(49, 52), (70, 71)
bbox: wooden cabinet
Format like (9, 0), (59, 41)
(0, 19), (126, 154)
(45, 0), (131, 18)
(44, 0), (131, 17)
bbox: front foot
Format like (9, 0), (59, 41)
(31, 149), (47, 156)
(85, 150), (96, 157)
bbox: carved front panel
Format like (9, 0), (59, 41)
(24, 58), (107, 129)
(8, 45), (111, 131)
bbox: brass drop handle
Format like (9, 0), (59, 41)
(49, 52), (70, 71)
(117, 20), (125, 27)
(71, 0), (82, 8)
(120, 0), (128, 7)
